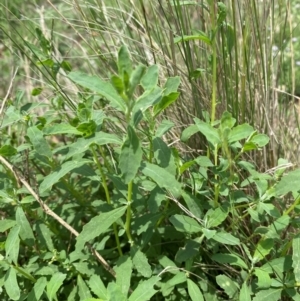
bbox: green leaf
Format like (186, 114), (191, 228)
(163, 76), (181, 95)
(0, 145), (17, 157)
(36, 222), (54, 251)
(153, 92), (180, 117)
(211, 231), (240, 245)
(187, 279), (204, 301)
(4, 268), (20, 301)
(31, 87), (43, 96)
(118, 45), (132, 79)
(161, 273), (186, 297)
(141, 162), (181, 197)
(175, 239), (200, 263)
(133, 86), (163, 114)
(39, 159), (92, 193)
(174, 32), (211, 45)
(212, 253), (248, 270)
(254, 268), (271, 289)
(253, 238), (274, 263)
(141, 65), (158, 90)
(239, 282), (251, 301)
(194, 118), (220, 146)
(46, 272), (67, 301)
(131, 247), (152, 278)
(16, 207), (35, 245)
(158, 255), (178, 274)
(194, 156), (214, 167)
(0, 219), (16, 232)
(250, 133), (269, 147)
(252, 288), (282, 301)
(88, 275), (107, 299)
(181, 124), (199, 142)
(68, 71), (126, 112)
(181, 190), (203, 219)
(43, 123), (82, 135)
(78, 274), (92, 300)
(63, 131), (122, 160)
(260, 255), (292, 274)
(119, 125), (143, 184)
(27, 126), (52, 158)
(293, 237), (300, 283)
(128, 276), (160, 301)
(153, 137), (176, 175)
(5, 225), (20, 264)
(205, 207), (228, 228)
(115, 256), (133, 297)
(169, 215), (202, 234)
(155, 119), (174, 137)
(274, 169), (300, 196)
(107, 282), (127, 301)
(128, 64), (146, 97)
(27, 277), (47, 301)
(228, 124), (254, 144)
(216, 275), (239, 298)
(76, 206), (126, 250)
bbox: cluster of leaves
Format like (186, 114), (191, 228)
(1, 45), (300, 301)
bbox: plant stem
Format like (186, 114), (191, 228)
(125, 180), (134, 245)
(91, 145), (123, 256)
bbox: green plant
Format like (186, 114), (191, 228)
(1, 44), (300, 300)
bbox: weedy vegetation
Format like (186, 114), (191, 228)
(1, 1), (300, 300)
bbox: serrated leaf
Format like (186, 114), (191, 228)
(39, 159), (92, 193)
(274, 169), (300, 196)
(169, 214), (202, 234)
(115, 256), (133, 296)
(128, 276), (160, 301)
(0, 219), (16, 232)
(107, 282), (127, 301)
(27, 126), (52, 158)
(131, 247), (152, 278)
(46, 272), (67, 301)
(212, 253), (248, 270)
(88, 275), (107, 299)
(4, 268), (20, 300)
(5, 225), (20, 264)
(76, 206), (126, 250)
(216, 275), (239, 298)
(141, 162), (181, 197)
(293, 237), (300, 283)
(27, 277), (47, 301)
(239, 282), (251, 301)
(43, 123), (82, 135)
(211, 231), (240, 245)
(68, 71), (126, 112)
(16, 207), (34, 245)
(252, 288), (282, 301)
(187, 279), (204, 301)
(119, 125), (143, 184)
(141, 65), (158, 90)
(78, 274), (92, 300)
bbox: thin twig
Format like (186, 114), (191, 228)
(0, 155), (116, 277)
(0, 67), (19, 118)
